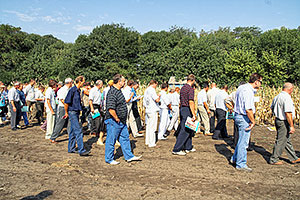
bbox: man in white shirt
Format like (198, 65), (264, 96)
(8, 81), (21, 131)
(157, 83), (171, 140)
(45, 79), (57, 140)
(24, 79), (36, 122)
(89, 80), (105, 145)
(143, 80), (160, 147)
(35, 85), (45, 125)
(167, 87), (180, 132)
(213, 85), (233, 140)
(207, 83), (219, 134)
(103, 80), (114, 111)
(122, 80), (142, 138)
(50, 78), (73, 143)
(269, 83), (300, 165)
(197, 83), (212, 136)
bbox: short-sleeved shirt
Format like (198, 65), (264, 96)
(24, 84), (36, 102)
(122, 86), (132, 103)
(35, 89), (44, 102)
(215, 90), (229, 111)
(89, 86), (102, 105)
(271, 91), (295, 120)
(197, 89), (207, 106)
(45, 87), (56, 112)
(234, 83), (256, 115)
(169, 92), (180, 106)
(143, 86), (160, 113)
(64, 86), (83, 112)
(57, 85), (69, 107)
(105, 86), (128, 124)
(207, 87), (220, 110)
(180, 84), (194, 107)
(159, 90), (170, 109)
(8, 87), (20, 102)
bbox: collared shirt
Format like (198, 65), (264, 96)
(169, 92), (180, 106)
(105, 86), (128, 124)
(89, 86), (102, 105)
(159, 90), (169, 109)
(65, 86), (83, 112)
(215, 90), (229, 111)
(24, 84), (36, 102)
(207, 87), (220, 110)
(234, 83), (256, 115)
(35, 89), (44, 102)
(122, 86), (133, 103)
(0, 91), (7, 106)
(57, 85), (70, 107)
(143, 86), (160, 113)
(8, 87), (20, 102)
(271, 91), (295, 120)
(180, 84), (194, 107)
(45, 87), (56, 112)
(197, 89), (207, 106)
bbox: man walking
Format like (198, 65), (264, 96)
(50, 78), (73, 143)
(172, 74), (197, 156)
(197, 83), (212, 136)
(167, 87), (180, 132)
(231, 73), (263, 171)
(23, 79), (36, 122)
(45, 79), (57, 140)
(269, 83), (300, 165)
(143, 80), (160, 148)
(157, 83), (171, 140)
(105, 74), (142, 165)
(64, 76), (90, 156)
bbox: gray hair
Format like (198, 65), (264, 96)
(283, 82), (293, 90)
(95, 80), (103, 86)
(65, 78), (73, 84)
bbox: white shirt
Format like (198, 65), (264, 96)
(89, 86), (102, 105)
(159, 90), (169, 109)
(271, 91), (295, 120)
(197, 89), (207, 106)
(215, 90), (229, 111)
(8, 87), (20, 102)
(103, 86), (110, 109)
(234, 83), (256, 115)
(122, 86), (132, 102)
(57, 85), (70, 107)
(24, 84), (36, 102)
(143, 86), (160, 113)
(207, 87), (220, 110)
(45, 87), (56, 112)
(169, 92), (180, 106)
(35, 89), (44, 102)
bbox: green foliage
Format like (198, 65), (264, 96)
(0, 24), (299, 86)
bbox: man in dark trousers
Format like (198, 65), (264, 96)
(172, 74), (197, 156)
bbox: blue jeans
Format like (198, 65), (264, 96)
(22, 112), (29, 126)
(68, 111), (86, 154)
(231, 113), (251, 168)
(105, 118), (134, 163)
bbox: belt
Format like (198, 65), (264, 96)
(198, 104), (204, 106)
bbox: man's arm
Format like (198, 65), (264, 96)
(189, 100), (196, 121)
(108, 109), (120, 123)
(203, 102), (211, 114)
(245, 109), (255, 130)
(10, 100), (16, 112)
(47, 99), (55, 115)
(286, 112), (295, 134)
(89, 99), (94, 113)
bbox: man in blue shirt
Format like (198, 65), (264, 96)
(231, 73), (263, 172)
(64, 76), (90, 156)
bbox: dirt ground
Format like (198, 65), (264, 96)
(0, 120), (299, 200)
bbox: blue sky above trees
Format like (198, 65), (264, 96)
(1, 0), (299, 43)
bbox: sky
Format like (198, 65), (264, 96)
(0, 0), (299, 43)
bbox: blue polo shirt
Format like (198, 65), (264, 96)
(64, 86), (83, 111)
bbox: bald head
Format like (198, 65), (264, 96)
(283, 82), (294, 95)
(211, 82), (217, 88)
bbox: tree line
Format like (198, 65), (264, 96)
(0, 23), (299, 86)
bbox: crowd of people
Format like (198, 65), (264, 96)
(0, 72), (299, 169)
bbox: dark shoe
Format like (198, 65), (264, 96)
(12, 127), (17, 131)
(163, 131), (170, 138)
(247, 147), (254, 151)
(270, 161), (284, 165)
(79, 151), (91, 156)
(49, 139), (57, 144)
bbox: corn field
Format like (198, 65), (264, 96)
(136, 85), (300, 127)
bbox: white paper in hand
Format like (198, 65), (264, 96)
(185, 116), (200, 132)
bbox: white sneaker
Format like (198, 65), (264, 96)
(133, 133), (144, 138)
(236, 166), (252, 172)
(109, 160), (120, 165)
(172, 151), (186, 156)
(185, 148), (196, 153)
(148, 144), (156, 148)
(127, 155), (142, 162)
